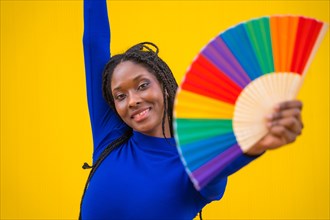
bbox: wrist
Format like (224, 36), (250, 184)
(245, 146), (266, 156)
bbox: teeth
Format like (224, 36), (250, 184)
(139, 109), (147, 116)
(134, 109), (149, 119)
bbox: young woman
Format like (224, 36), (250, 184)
(80, 0), (304, 219)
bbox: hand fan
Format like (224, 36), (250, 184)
(173, 15), (328, 190)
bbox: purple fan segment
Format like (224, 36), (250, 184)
(191, 143), (243, 190)
(201, 36), (251, 88)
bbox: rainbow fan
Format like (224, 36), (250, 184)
(173, 15), (328, 190)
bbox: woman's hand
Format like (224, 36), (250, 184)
(246, 100), (304, 156)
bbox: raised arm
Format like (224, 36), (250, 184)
(83, 0), (126, 161)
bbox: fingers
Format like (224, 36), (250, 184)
(267, 100), (304, 130)
(249, 100), (304, 154)
(268, 116), (302, 136)
(268, 125), (297, 145)
(274, 100), (303, 111)
(269, 108), (301, 121)
(266, 100), (304, 145)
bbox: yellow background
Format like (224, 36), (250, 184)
(1, 0), (329, 219)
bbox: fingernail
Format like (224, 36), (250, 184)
(274, 104), (280, 111)
(266, 114), (273, 120)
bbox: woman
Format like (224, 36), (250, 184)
(80, 0), (303, 219)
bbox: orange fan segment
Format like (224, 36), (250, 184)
(270, 16), (299, 72)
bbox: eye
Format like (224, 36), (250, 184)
(138, 81), (150, 91)
(114, 93), (126, 101)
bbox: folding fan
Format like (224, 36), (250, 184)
(173, 15), (328, 190)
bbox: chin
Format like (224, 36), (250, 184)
(131, 119), (163, 137)
(136, 127), (161, 137)
(137, 128), (156, 136)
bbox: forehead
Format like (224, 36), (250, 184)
(111, 61), (159, 89)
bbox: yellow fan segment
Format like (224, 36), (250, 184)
(174, 89), (234, 119)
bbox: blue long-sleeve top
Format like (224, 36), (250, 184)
(81, 0), (258, 219)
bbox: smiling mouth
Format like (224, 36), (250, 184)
(131, 108), (151, 122)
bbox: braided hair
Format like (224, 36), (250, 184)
(81, 43), (178, 218)
(102, 42), (178, 137)
(81, 43), (204, 220)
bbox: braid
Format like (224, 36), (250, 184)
(79, 129), (132, 219)
(102, 54), (124, 112)
(102, 42), (178, 136)
(81, 43), (178, 218)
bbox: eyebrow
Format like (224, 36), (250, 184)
(112, 74), (148, 92)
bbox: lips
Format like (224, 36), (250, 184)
(131, 107), (151, 122)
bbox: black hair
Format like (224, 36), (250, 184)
(79, 129), (132, 219)
(80, 43), (204, 220)
(80, 43), (178, 219)
(102, 42), (178, 137)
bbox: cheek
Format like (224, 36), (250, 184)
(144, 88), (164, 105)
(114, 101), (127, 117)
(153, 92), (165, 110)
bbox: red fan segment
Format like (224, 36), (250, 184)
(291, 17), (323, 73)
(182, 55), (242, 105)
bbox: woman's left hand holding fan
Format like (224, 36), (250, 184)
(246, 100), (304, 156)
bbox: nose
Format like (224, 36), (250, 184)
(128, 91), (141, 108)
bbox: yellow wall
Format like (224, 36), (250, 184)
(1, 1), (329, 219)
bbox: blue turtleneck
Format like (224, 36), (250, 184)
(81, 0), (257, 219)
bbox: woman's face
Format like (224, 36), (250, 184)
(111, 61), (170, 137)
